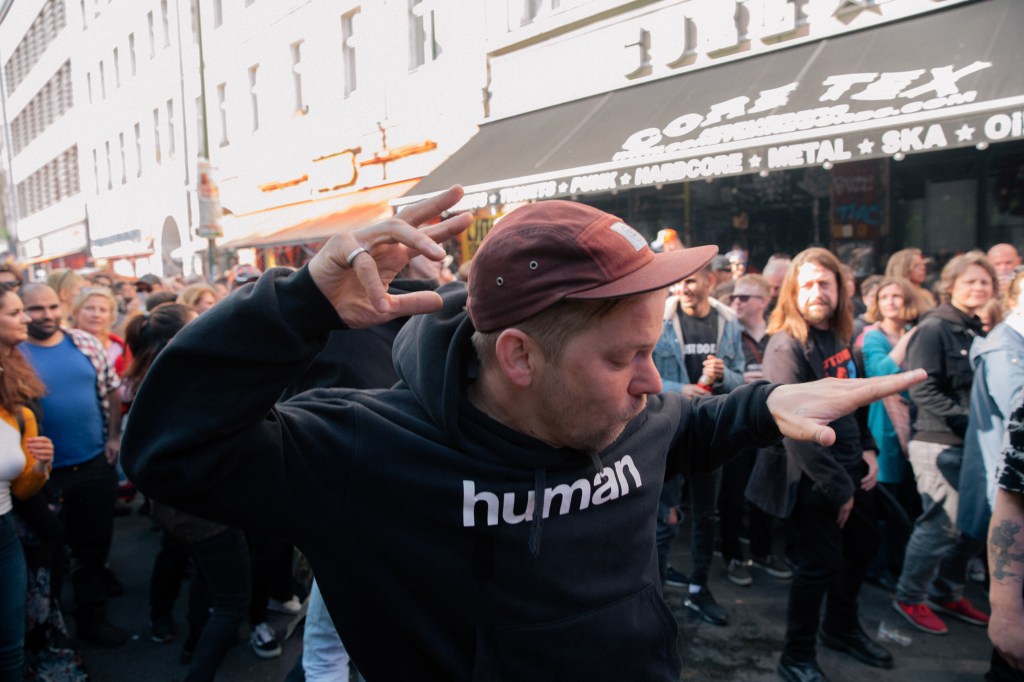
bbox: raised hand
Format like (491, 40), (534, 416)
(308, 185), (473, 329)
(766, 369), (927, 446)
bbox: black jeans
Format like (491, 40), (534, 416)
(656, 468), (721, 587)
(150, 529), (189, 621)
(783, 471), (879, 662)
(247, 531), (294, 625)
(184, 528), (250, 682)
(718, 449), (775, 561)
(48, 454), (117, 625)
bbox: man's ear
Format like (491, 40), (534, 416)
(493, 329), (539, 388)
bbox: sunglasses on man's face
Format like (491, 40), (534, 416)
(731, 294), (763, 303)
(0, 281), (21, 291)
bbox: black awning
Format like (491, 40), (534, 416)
(399, 0), (1024, 208)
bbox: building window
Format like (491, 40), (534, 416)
(105, 140), (112, 190)
(248, 65), (259, 132)
(166, 99), (176, 157)
(80, 0), (87, 29)
(134, 122), (142, 176)
(245, 0), (254, 6)
(407, 0), (440, 71)
(217, 83), (228, 147)
(147, 11), (156, 58)
(86, 71), (93, 103)
(128, 33), (137, 75)
(119, 132), (127, 184)
(3, 0), (69, 95)
(213, 0), (223, 28)
(291, 41), (305, 113)
(99, 60), (106, 98)
(153, 107), (161, 164)
(161, 0), (170, 47)
(92, 148), (99, 194)
(341, 9), (358, 97)
(113, 48), (120, 87)
(190, 1), (198, 43)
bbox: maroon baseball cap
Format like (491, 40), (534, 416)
(467, 200), (717, 332)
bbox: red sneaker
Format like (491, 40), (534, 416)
(927, 597), (989, 626)
(893, 600), (948, 634)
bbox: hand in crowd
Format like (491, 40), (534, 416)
(989, 606), (1024, 671)
(888, 325), (917, 366)
(24, 436), (53, 474)
(680, 385), (709, 399)
(308, 185), (472, 328)
(837, 496), (854, 528)
(742, 367), (764, 383)
(860, 450), (879, 491)
(766, 369), (927, 447)
(105, 435), (120, 465)
(702, 355), (725, 382)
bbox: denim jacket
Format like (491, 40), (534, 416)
(653, 296), (745, 395)
(958, 314), (1024, 540)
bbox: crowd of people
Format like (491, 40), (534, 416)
(648, 236), (1024, 681)
(0, 185), (1020, 681)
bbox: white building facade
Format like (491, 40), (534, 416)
(0, 0), (488, 278)
(3, 0), (1021, 277)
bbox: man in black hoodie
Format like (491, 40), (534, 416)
(122, 186), (922, 680)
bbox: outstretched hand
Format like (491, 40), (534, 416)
(766, 370), (927, 446)
(308, 186), (473, 329)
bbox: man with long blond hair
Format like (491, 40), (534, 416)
(751, 247), (891, 681)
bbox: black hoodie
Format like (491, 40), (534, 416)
(122, 266), (781, 680)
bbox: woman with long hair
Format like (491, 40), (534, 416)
(0, 287), (53, 679)
(893, 251), (996, 635)
(861, 277), (921, 589)
(885, 248), (937, 313)
(124, 304), (251, 682)
(45, 270), (86, 327)
(176, 284), (218, 315)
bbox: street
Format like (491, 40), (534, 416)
(75, 499), (992, 681)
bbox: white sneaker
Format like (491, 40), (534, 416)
(267, 595), (303, 615)
(249, 622), (282, 659)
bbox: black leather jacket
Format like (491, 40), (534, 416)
(906, 303), (984, 444)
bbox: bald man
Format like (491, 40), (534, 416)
(988, 243), (1022, 298)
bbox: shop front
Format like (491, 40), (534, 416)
(221, 179), (421, 271)
(399, 0), (1024, 273)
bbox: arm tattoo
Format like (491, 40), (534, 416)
(990, 519), (1024, 582)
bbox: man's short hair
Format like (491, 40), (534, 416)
(733, 273), (770, 297)
(471, 296), (638, 368)
(859, 274), (884, 300)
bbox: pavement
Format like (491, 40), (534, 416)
(72, 500), (992, 681)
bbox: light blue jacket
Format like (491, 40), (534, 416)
(958, 314), (1024, 541)
(653, 295), (745, 395)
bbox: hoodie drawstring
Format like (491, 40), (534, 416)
(527, 454), (603, 558)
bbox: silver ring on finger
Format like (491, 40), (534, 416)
(345, 246), (369, 267)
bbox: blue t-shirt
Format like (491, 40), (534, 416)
(22, 336), (104, 468)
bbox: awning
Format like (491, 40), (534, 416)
(223, 179), (420, 249)
(398, 0), (1024, 209)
